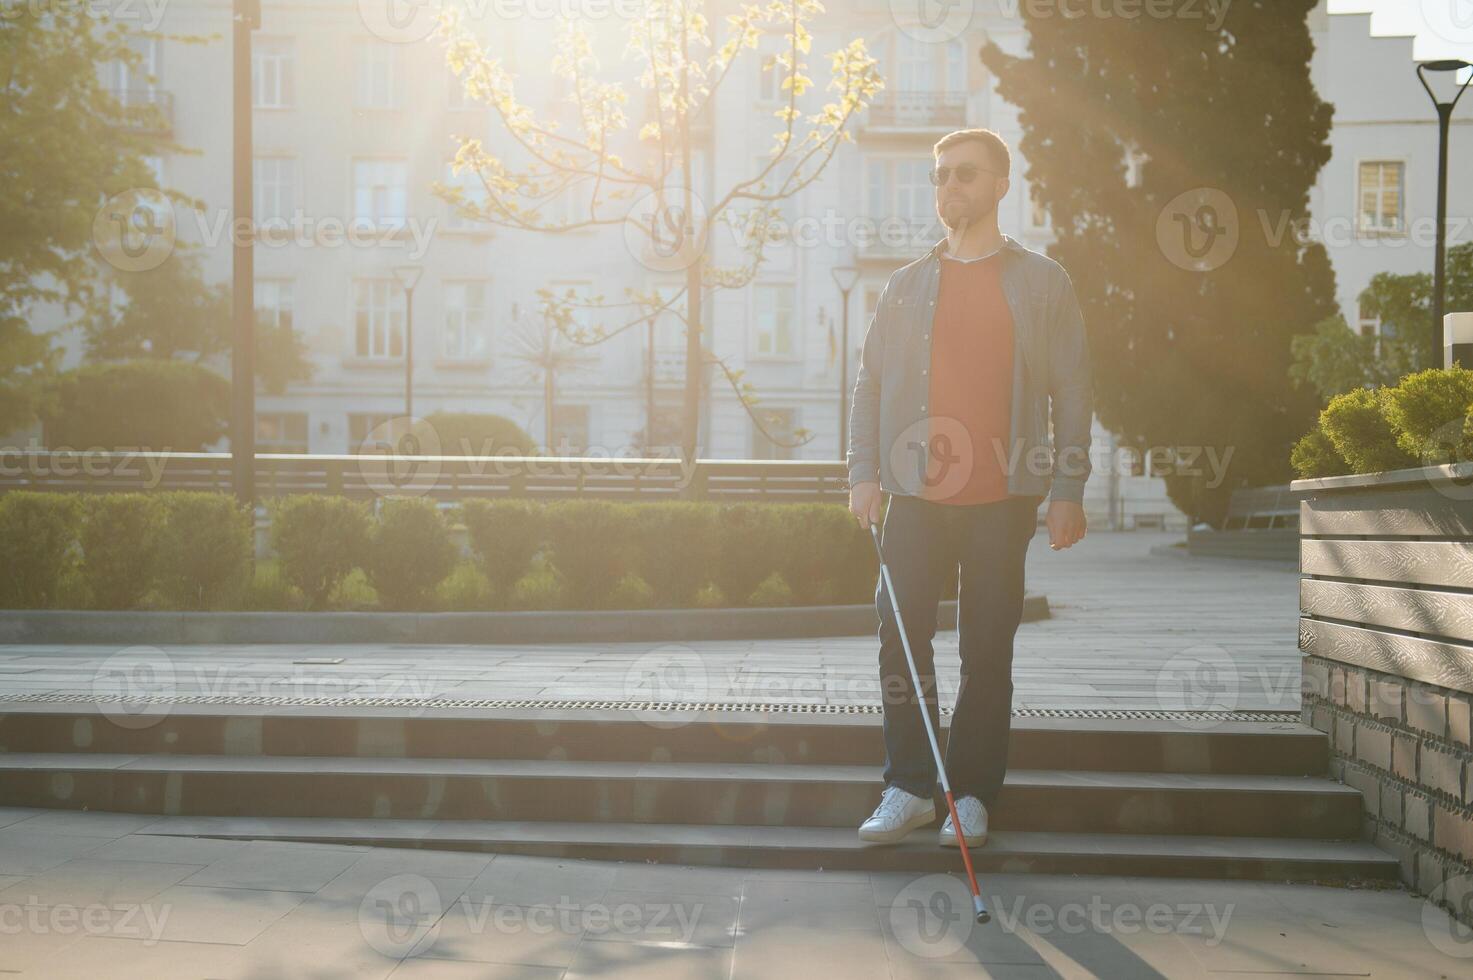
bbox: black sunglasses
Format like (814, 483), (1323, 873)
(928, 164), (995, 187)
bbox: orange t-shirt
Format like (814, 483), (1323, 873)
(919, 251), (1014, 505)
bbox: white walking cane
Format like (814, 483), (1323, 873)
(869, 521), (991, 925)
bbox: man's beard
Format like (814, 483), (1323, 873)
(938, 192), (998, 231)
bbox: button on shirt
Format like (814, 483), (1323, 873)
(920, 249), (1015, 505)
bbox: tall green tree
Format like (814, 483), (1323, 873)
(0, 10), (205, 434)
(83, 253), (313, 395)
(983, 1), (1338, 525)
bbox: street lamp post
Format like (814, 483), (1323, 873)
(393, 264), (423, 418)
(230, 0), (259, 505)
(1416, 59), (1472, 365)
(831, 263), (859, 462)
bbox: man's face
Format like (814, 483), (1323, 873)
(933, 140), (1008, 231)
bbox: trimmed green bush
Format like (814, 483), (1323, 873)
(0, 491), (81, 608)
(1319, 386), (1417, 475)
(436, 561), (493, 611)
(712, 503), (783, 606)
(460, 498), (544, 599)
(364, 497), (457, 610)
(1380, 366), (1473, 467)
(79, 493), (166, 609)
(749, 570), (793, 606)
(543, 499), (636, 609)
(1290, 427), (1354, 480)
(41, 359), (230, 451)
(269, 495), (372, 608)
(607, 571), (656, 609)
(155, 492), (253, 610)
(774, 504), (844, 605)
(628, 502), (716, 608)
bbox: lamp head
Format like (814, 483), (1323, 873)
(393, 264), (424, 292)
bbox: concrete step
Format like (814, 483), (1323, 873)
(0, 706), (1328, 775)
(83, 810), (1398, 882)
(0, 753), (1363, 838)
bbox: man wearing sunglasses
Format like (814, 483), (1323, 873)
(847, 128), (1093, 848)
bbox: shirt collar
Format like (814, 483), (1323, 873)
(927, 233), (1023, 261)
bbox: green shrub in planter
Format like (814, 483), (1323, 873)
(269, 495), (372, 609)
(459, 499), (544, 599)
(712, 503), (783, 606)
(0, 491), (81, 608)
(628, 502), (716, 607)
(543, 500), (636, 609)
(749, 570), (793, 606)
(607, 570), (656, 609)
(155, 492), (253, 610)
(512, 565), (562, 609)
(1319, 386), (1417, 475)
(826, 508), (879, 604)
(1291, 427), (1355, 479)
(437, 561), (493, 611)
(1380, 366), (1473, 466)
(78, 493), (166, 609)
(773, 503), (843, 605)
(365, 497), (458, 610)
(247, 559), (300, 611)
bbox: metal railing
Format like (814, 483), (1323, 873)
(0, 451), (852, 503)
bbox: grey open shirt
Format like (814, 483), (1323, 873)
(845, 234), (1094, 505)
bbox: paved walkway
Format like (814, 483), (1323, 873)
(0, 532), (1302, 714)
(0, 805), (1466, 979)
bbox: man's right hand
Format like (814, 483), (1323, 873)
(848, 479), (884, 529)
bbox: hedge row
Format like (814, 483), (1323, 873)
(0, 492), (890, 612)
(1292, 366), (1473, 479)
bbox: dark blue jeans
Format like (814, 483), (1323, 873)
(874, 491), (1043, 805)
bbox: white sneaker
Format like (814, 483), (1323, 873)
(857, 785), (935, 843)
(938, 795), (988, 847)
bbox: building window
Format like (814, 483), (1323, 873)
(751, 407), (798, 460)
(1356, 300), (1381, 338)
(349, 413), (404, 453)
(867, 157), (936, 246)
(354, 278), (404, 359)
(253, 156), (295, 223)
(444, 280), (490, 359)
(252, 38), (295, 108)
(355, 41), (401, 109)
(105, 34), (159, 96)
(255, 279), (295, 334)
(353, 159), (408, 229)
(443, 160), (490, 230)
(1357, 161), (1404, 235)
(550, 404), (589, 454)
(753, 283), (796, 357)
(256, 412), (308, 453)
(1028, 183), (1049, 230)
(758, 52), (784, 103)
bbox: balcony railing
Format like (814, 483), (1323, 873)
(107, 88), (174, 136)
(863, 90), (966, 131)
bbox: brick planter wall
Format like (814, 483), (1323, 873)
(1295, 461), (1473, 926)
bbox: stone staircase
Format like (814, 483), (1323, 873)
(0, 702), (1397, 882)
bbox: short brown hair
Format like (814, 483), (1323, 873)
(933, 128), (1011, 178)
